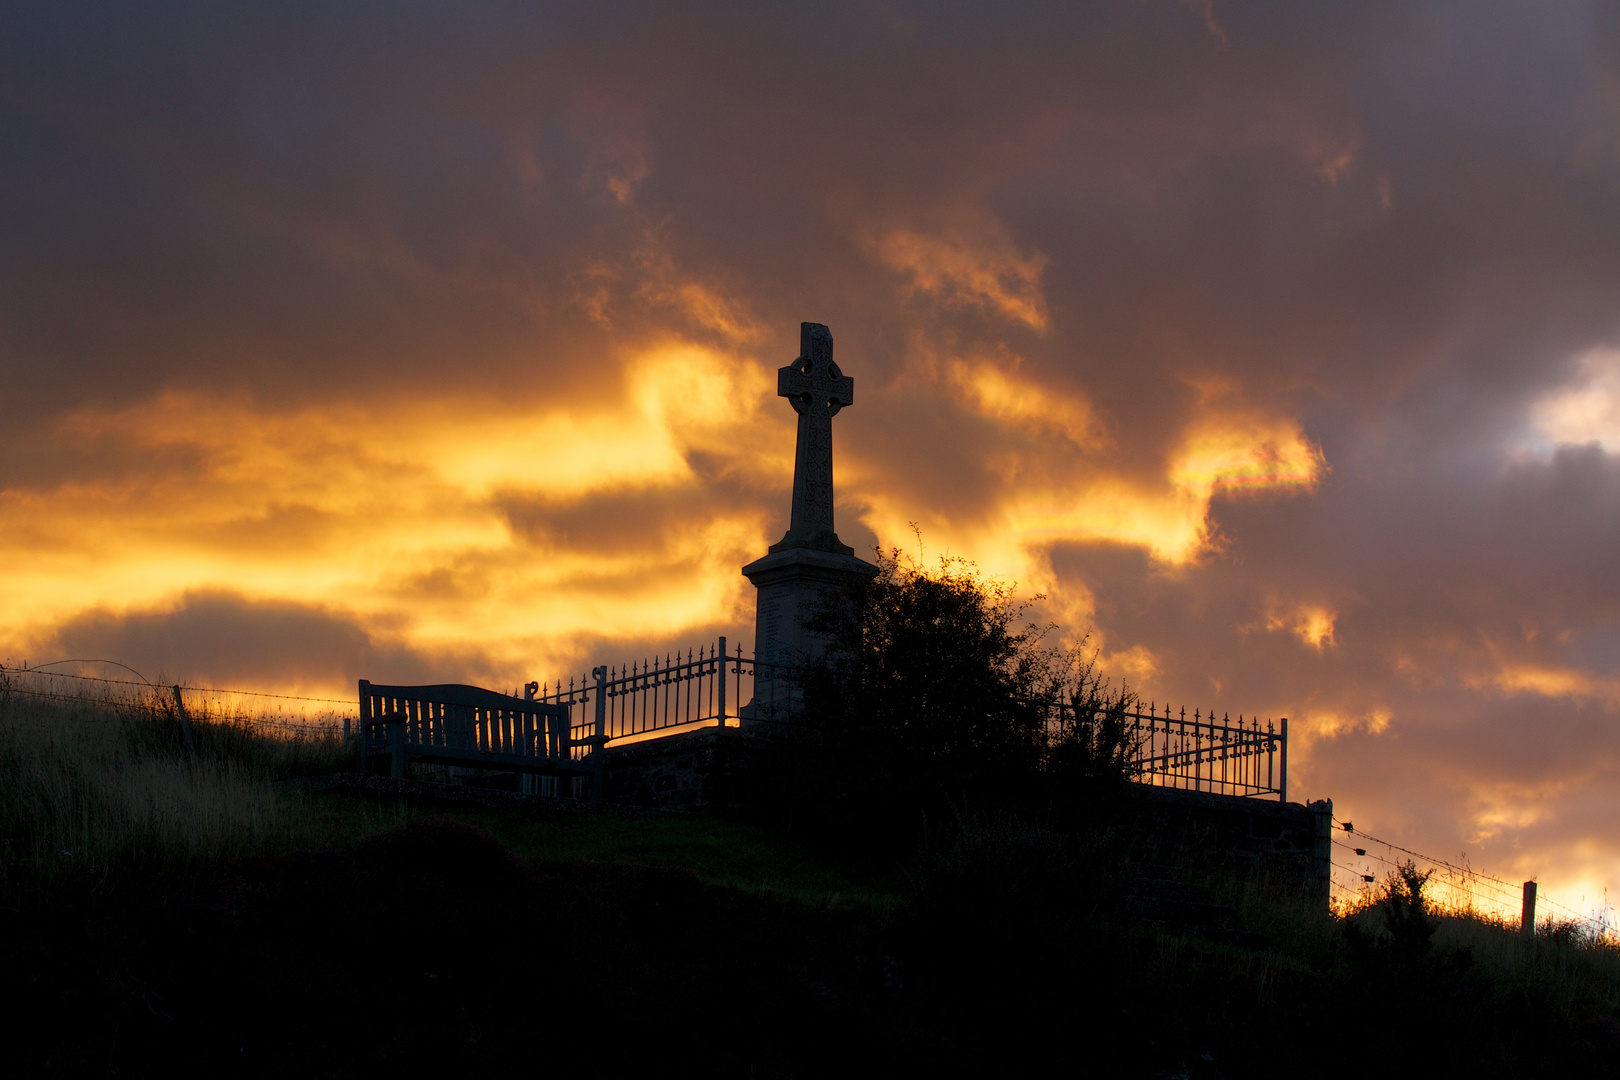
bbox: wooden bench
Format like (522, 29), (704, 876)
(358, 680), (593, 788)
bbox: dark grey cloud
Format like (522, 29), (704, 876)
(5, 3), (1617, 421)
(40, 589), (470, 689)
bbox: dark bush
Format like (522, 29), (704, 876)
(755, 548), (1138, 857)
(1379, 859), (1441, 956)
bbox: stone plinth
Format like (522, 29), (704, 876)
(741, 546), (876, 719)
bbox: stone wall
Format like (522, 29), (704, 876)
(600, 730), (1333, 902)
(1128, 785), (1333, 902)
(601, 727), (757, 810)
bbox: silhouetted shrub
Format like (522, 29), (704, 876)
(756, 548), (1137, 856)
(1379, 859), (1441, 955)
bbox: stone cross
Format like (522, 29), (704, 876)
(741, 321), (876, 720)
(771, 322), (855, 554)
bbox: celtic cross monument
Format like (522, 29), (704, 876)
(741, 323), (878, 718)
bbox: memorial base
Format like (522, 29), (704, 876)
(740, 546), (877, 722)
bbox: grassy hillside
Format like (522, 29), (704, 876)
(0, 691), (883, 902)
(3, 691), (1619, 1077)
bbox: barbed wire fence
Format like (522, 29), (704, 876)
(0, 660), (358, 738)
(1329, 813), (1614, 943)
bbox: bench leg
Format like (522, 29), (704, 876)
(389, 719), (406, 779)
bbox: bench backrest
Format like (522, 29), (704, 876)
(359, 680), (571, 762)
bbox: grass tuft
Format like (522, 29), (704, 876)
(0, 691), (368, 888)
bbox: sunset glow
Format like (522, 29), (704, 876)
(4, 1), (1619, 916)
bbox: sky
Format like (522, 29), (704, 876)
(3, 1), (1619, 911)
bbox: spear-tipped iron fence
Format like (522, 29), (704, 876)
(1050, 696), (1287, 800)
(529, 637), (797, 762)
(529, 640), (1287, 800)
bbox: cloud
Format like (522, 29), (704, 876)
(1532, 348), (1620, 451)
(3, 0), (1620, 906)
(946, 353), (1102, 448)
(1263, 604), (1338, 651)
(1171, 397), (1326, 503)
(36, 590), (460, 696)
(874, 227), (1050, 330)
(0, 342), (791, 678)
(1476, 663), (1620, 710)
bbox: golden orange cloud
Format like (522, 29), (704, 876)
(4, 320), (1336, 711)
(1296, 706), (1393, 748)
(1476, 663), (1620, 709)
(948, 355), (1104, 448)
(863, 362), (1326, 598)
(1263, 603), (1339, 651)
(0, 341), (789, 693)
(874, 227), (1050, 330)
(1170, 399), (1326, 502)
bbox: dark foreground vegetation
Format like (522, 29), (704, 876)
(5, 555), (1620, 1077)
(6, 780), (1620, 1077)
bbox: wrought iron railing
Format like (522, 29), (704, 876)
(531, 641), (1287, 801)
(529, 637), (797, 762)
(1051, 697), (1286, 800)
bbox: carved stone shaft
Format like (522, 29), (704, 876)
(771, 322), (855, 555)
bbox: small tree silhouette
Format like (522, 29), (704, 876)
(761, 546), (1137, 854)
(1380, 859), (1440, 955)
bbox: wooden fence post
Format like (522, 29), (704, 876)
(171, 685), (196, 759)
(1522, 881), (1538, 939)
(716, 636), (727, 727)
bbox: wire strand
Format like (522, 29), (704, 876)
(2, 663), (352, 705)
(25, 658), (156, 684)
(1330, 815), (1610, 933)
(0, 684), (344, 733)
